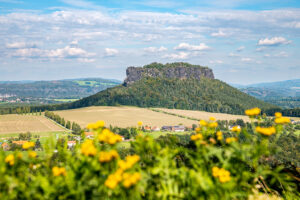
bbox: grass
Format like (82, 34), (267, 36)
(54, 106), (197, 128)
(0, 114), (65, 135)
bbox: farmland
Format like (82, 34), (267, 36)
(0, 114), (65, 135)
(54, 106), (197, 128)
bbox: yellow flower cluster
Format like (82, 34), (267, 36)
(245, 107), (261, 117)
(212, 167), (231, 183)
(256, 126), (276, 136)
(86, 120), (105, 130)
(199, 120), (207, 126)
(226, 137), (238, 144)
(231, 126), (241, 133)
(122, 172), (141, 188)
(98, 129), (123, 145)
(5, 154), (14, 166)
(22, 141), (35, 150)
(209, 117), (216, 121)
(118, 155), (140, 170)
(216, 131), (223, 140)
(29, 151), (37, 158)
(208, 122), (218, 128)
(275, 112), (282, 118)
(195, 127), (201, 133)
(190, 133), (203, 141)
(99, 150), (119, 163)
(137, 121), (143, 127)
(105, 169), (123, 189)
(274, 117), (290, 124)
(52, 166), (67, 176)
(81, 140), (97, 156)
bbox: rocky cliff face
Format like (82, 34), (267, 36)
(124, 64), (214, 85)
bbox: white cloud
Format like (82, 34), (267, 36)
(162, 52), (189, 60)
(209, 60), (223, 64)
(77, 58), (95, 63)
(48, 46), (94, 58)
(228, 52), (240, 57)
(144, 46), (167, 53)
(211, 30), (227, 37)
(241, 57), (252, 62)
(104, 48), (119, 57)
(236, 46), (245, 52)
(258, 37), (291, 46)
(264, 51), (288, 58)
(174, 43), (209, 51)
(6, 42), (38, 49)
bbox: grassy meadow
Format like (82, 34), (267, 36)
(54, 106), (198, 128)
(0, 114), (66, 136)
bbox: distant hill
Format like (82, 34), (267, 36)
(48, 62), (276, 115)
(232, 79), (300, 108)
(0, 78), (121, 99)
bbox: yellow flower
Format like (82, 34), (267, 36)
(105, 169), (124, 189)
(98, 129), (122, 145)
(245, 107), (261, 117)
(5, 154), (14, 166)
(86, 123), (96, 130)
(275, 112), (282, 118)
(199, 120), (207, 127)
(81, 140), (97, 156)
(99, 150), (119, 163)
(95, 120), (105, 128)
(118, 155), (140, 170)
(226, 137), (238, 144)
(212, 167), (231, 183)
(195, 127), (201, 133)
(137, 121), (143, 127)
(29, 151), (37, 158)
(274, 117), (290, 124)
(208, 122), (218, 128)
(122, 172), (141, 188)
(256, 126), (276, 136)
(190, 133), (203, 141)
(22, 141), (35, 150)
(216, 131), (223, 140)
(231, 126), (241, 133)
(52, 166), (66, 176)
(209, 117), (216, 121)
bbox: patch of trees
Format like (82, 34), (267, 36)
(45, 111), (82, 135)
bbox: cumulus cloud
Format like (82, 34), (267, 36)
(236, 46), (245, 52)
(104, 48), (119, 57)
(258, 37), (291, 46)
(174, 43), (209, 51)
(209, 60), (223, 64)
(144, 46), (167, 53)
(6, 42), (38, 49)
(211, 30), (227, 37)
(162, 52), (189, 60)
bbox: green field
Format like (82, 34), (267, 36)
(54, 99), (79, 102)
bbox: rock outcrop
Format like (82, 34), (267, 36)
(124, 63), (214, 85)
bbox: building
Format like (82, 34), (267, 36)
(151, 126), (160, 131)
(67, 141), (76, 148)
(173, 126), (185, 132)
(161, 126), (173, 131)
(84, 132), (94, 139)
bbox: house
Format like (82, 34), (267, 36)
(144, 126), (151, 131)
(151, 126), (160, 132)
(84, 132), (94, 139)
(67, 141), (76, 148)
(1, 142), (9, 151)
(173, 126), (185, 132)
(162, 126), (173, 131)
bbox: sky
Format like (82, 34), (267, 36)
(0, 0), (300, 84)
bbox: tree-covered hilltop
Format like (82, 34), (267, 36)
(56, 77), (276, 115)
(143, 62), (209, 69)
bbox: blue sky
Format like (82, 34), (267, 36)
(0, 0), (300, 84)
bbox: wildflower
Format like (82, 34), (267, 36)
(137, 121), (143, 127)
(105, 170), (124, 189)
(209, 117), (216, 121)
(122, 172), (141, 188)
(226, 137), (238, 144)
(190, 133), (203, 141)
(95, 120), (105, 128)
(98, 129), (122, 145)
(52, 166), (66, 176)
(216, 131), (223, 140)
(29, 151), (37, 158)
(199, 120), (207, 126)
(22, 141), (35, 150)
(5, 154), (14, 166)
(118, 155), (140, 170)
(275, 112), (282, 118)
(99, 150), (119, 163)
(195, 127), (201, 133)
(208, 122), (218, 128)
(231, 126), (241, 133)
(256, 126), (276, 136)
(274, 117), (290, 124)
(81, 140), (97, 156)
(86, 123), (96, 130)
(209, 138), (216, 144)
(212, 167), (231, 183)
(245, 107), (261, 117)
